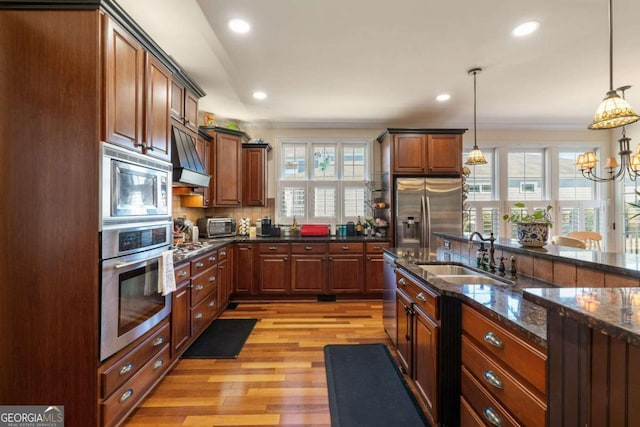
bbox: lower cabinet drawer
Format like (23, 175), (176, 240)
(191, 293), (218, 337)
(190, 267), (217, 306)
(460, 396), (485, 427)
(462, 335), (546, 426)
(461, 366), (520, 427)
(101, 344), (171, 427)
(100, 321), (170, 399)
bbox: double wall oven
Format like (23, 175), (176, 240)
(100, 142), (173, 361)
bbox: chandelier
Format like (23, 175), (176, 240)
(465, 67), (488, 166)
(588, 0), (639, 129)
(578, 86), (640, 181)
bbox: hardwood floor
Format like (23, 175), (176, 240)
(123, 301), (393, 426)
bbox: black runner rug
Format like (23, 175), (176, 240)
(182, 318), (257, 359)
(324, 343), (430, 427)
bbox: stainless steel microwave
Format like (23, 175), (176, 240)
(197, 217), (237, 238)
(101, 142), (172, 226)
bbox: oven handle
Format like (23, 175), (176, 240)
(114, 253), (162, 270)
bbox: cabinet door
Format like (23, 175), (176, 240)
(192, 134), (211, 206)
(327, 255), (364, 293)
(243, 147), (267, 206)
(170, 79), (185, 121)
(426, 134), (462, 175)
(171, 281), (190, 356)
(234, 244), (254, 294)
(144, 54), (171, 161)
(365, 254), (384, 293)
(413, 307), (439, 426)
(257, 255), (290, 294)
(184, 90), (198, 132)
(291, 255), (326, 294)
(103, 16), (143, 152)
(217, 258), (229, 309)
(213, 133), (242, 206)
(393, 134), (426, 173)
(396, 290), (412, 374)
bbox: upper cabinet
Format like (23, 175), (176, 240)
(393, 133), (462, 175)
(170, 79), (199, 133)
(381, 129), (466, 176)
(242, 144), (271, 207)
(103, 16), (171, 162)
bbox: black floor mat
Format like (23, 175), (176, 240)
(324, 343), (430, 427)
(181, 318), (257, 359)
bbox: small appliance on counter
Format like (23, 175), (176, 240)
(196, 217), (236, 238)
(300, 224), (330, 236)
(257, 217), (273, 236)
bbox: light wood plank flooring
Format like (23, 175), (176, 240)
(123, 301), (393, 427)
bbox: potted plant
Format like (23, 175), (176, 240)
(503, 202), (553, 247)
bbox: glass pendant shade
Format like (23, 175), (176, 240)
(465, 146), (487, 165)
(589, 90), (640, 129)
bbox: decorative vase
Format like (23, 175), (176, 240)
(517, 222), (550, 247)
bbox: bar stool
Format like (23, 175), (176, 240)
(566, 231), (603, 251)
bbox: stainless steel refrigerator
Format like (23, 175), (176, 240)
(394, 177), (463, 254)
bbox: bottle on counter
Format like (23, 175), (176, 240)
(355, 216), (363, 235)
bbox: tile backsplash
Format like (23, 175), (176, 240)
(172, 195), (276, 226)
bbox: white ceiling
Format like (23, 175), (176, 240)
(118, 0), (640, 130)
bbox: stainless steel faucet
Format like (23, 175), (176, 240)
(469, 232), (496, 273)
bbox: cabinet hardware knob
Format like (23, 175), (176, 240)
(209, 300), (216, 307)
(269, 246), (278, 250)
(196, 262), (204, 268)
(416, 292), (427, 302)
(367, 256), (371, 261)
(178, 271), (187, 277)
(153, 359), (164, 370)
(195, 312), (203, 319)
(305, 246), (313, 250)
(209, 276), (216, 282)
(374, 246), (381, 250)
(119, 363), (134, 376)
(398, 278), (406, 286)
(209, 256), (216, 262)
(196, 284), (204, 291)
(152, 337), (164, 346)
(483, 407), (503, 427)
(483, 370), (504, 389)
(220, 251), (226, 256)
(483, 332), (504, 349)
(342, 246), (349, 250)
(284, 257), (288, 261)
(119, 389), (134, 404)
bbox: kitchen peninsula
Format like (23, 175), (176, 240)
(384, 233), (640, 426)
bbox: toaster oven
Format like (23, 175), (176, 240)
(197, 217), (236, 238)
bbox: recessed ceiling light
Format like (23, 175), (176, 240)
(512, 21), (540, 37)
(436, 93), (451, 102)
(228, 18), (251, 34)
(252, 91), (267, 100)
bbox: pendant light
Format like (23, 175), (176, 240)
(588, 0), (639, 130)
(465, 67), (488, 166)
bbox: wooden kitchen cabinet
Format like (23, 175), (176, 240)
(364, 242), (390, 293)
(184, 89), (199, 132)
(217, 245), (233, 309)
(103, 16), (171, 161)
(171, 262), (191, 357)
(460, 304), (547, 426)
(392, 133), (462, 175)
(327, 243), (364, 293)
(257, 243), (290, 294)
(234, 243), (255, 295)
(242, 143), (270, 206)
(170, 79), (185, 121)
(413, 305), (439, 424)
(290, 243), (328, 294)
(170, 80), (198, 132)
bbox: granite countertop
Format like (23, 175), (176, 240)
(523, 287), (640, 347)
(173, 235), (390, 262)
(436, 232), (640, 279)
(389, 251), (548, 347)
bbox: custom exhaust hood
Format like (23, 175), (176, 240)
(171, 126), (210, 188)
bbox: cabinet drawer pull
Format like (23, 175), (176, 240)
(342, 246), (350, 250)
(220, 250), (226, 256)
(416, 292), (427, 302)
(119, 363), (134, 376)
(195, 312), (203, 319)
(483, 407), (503, 427)
(398, 278), (406, 286)
(195, 261), (204, 268)
(153, 358), (164, 370)
(483, 370), (504, 389)
(269, 246), (278, 251)
(305, 246), (313, 250)
(208, 276), (216, 282)
(483, 332), (504, 349)
(119, 389), (134, 404)
(195, 284), (204, 291)
(209, 256), (216, 262)
(152, 336), (164, 347)
(178, 270), (187, 277)
(208, 300), (216, 307)
(373, 245), (381, 250)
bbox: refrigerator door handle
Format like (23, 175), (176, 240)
(425, 195), (431, 248)
(421, 195), (428, 247)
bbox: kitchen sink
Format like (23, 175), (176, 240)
(435, 275), (511, 286)
(418, 265), (479, 276)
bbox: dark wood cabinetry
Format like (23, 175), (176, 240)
(243, 143), (270, 206)
(364, 242), (389, 293)
(391, 133), (462, 175)
(170, 81), (198, 133)
(185, 90), (199, 132)
(327, 242), (364, 293)
(235, 243), (255, 295)
(290, 243), (328, 294)
(257, 243), (290, 294)
(217, 246), (233, 309)
(171, 263), (192, 356)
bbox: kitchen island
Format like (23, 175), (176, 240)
(385, 233), (640, 426)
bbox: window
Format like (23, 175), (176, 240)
(462, 149), (500, 235)
(277, 139), (369, 225)
(623, 177), (640, 254)
(507, 150), (544, 200)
